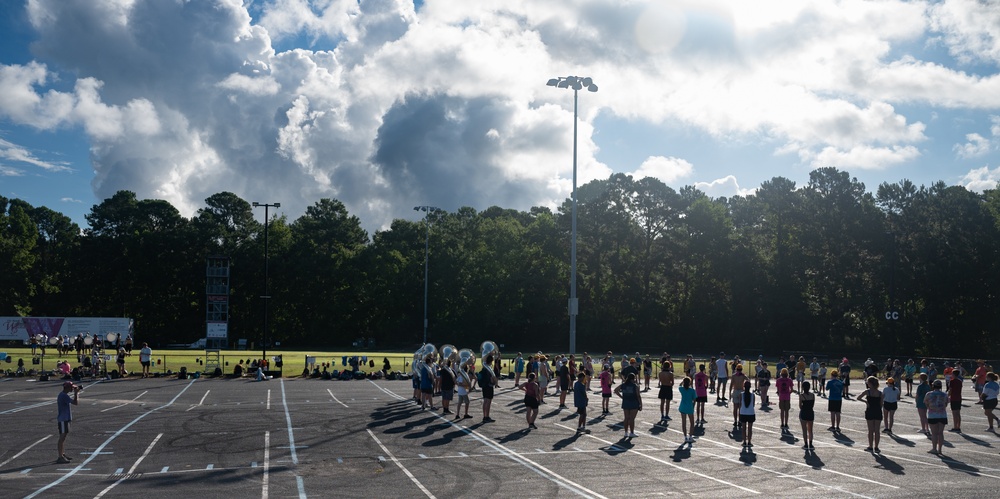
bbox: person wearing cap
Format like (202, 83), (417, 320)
(56, 381), (80, 463)
(882, 377), (901, 433)
(924, 379), (949, 454)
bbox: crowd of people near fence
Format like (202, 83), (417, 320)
(405, 350), (1000, 455)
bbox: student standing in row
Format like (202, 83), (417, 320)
(826, 369), (844, 432)
(858, 376), (883, 453)
(600, 364), (613, 414)
(925, 380), (949, 454)
(658, 362), (674, 423)
(56, 382), (80, 463)
(574, 373), (588, 432)
(739, 381), (756, 448)
(694, 364), (709, 424)
(948, 369), (964, 433)
(520, 373), (541, 429)
(799, 381), (815, 449)
(716, 353), (729, 403)
(981, 372), (1000, 431)
(882, 378), (901, 433)
(776, 368), (794, 430)
(678, 377), (696, 443)
(614, 373), (642, 438)
(916, 372), (931, 434)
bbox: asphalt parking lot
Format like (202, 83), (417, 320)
(2, 375), (999, 498)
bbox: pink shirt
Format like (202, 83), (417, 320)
(694, 372), (709, 398)
(776, 377), (794, 401)
(600, 370), (612, 394)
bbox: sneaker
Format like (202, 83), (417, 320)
(987, 428), (996, 432)
(864, 446), (873, 452)
(463, 414), (473, 419)
(881, 428), (890, 433)
(808, 443), (815, 449)
(61, 454), (73, 461)
(874, 447), (881, 453)
(56, 456), (71, 464)
(529, 423), (537, 429)
(443, 409), (452, 414)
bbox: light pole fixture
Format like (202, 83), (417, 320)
(547, 75), (597, 355)
(252, 201), (280, 367)
(414, 205), (441, 345)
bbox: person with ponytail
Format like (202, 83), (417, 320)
(678, 376), (696, 443)
(739, 380), (756, 448)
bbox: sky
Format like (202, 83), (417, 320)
(1, 0), (999, 235)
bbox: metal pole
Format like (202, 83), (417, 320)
(253, 201), (279, 368)
(570, 87), (578, 355)
(263, 203), (269, 364)
(423, 218), (430, 344)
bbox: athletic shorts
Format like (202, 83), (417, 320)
(577, 407), (587, 416)
(950, 400), (962, 411)
(717, 377), (728, 385)
(779, 400), (791, 411)
(482, 386), (494, 399)
(883, 401), (897, 411)
(457, 394), (470, 405)
(602, 393), (612, 399)
(797, 373), (804, 382)
(928, 417), (948, 425)
(140, 361), (150, 367)
(658, 387), (673, 400)
(421, 387), (433, 394)
(695, 396), (707, 403)
(739, 414), (756, 424)
(58, 420), (71, 434)
(985, 399), (999, 410)
(560, 380), (570, 391)
(441, 389), (454, 401)
(524, 396), (539, 409)
(828, 400), (842, 412)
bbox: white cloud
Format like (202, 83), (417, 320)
(0, 137), (71, 172)
(954, 133), (991, 159)
(631, 156), (693, 183)
(1, 165), (24, 176)
(60, 197), (82, 203)
(959, 165), (1000, 192)
(3, 0), (999, 233)
(693, 175), (754, 199)
(807, 144), (921, 170)
(928, 0), (1000, 64)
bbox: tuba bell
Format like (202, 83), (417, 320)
(481, 341), (498, 363)
(440, 344), (458, 366)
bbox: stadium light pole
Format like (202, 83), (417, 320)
(252, 201), (280, 366)
(414, 206), (441, 345)
(547, 75), (597, 355)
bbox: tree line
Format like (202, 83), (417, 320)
(2, 167), (998, 357)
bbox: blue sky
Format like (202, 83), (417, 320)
(1, 0), (999, 234)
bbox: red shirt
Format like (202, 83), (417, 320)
(949, 377), (963, 402)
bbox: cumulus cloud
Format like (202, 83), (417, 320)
(631, 156), (693, 183)
(959, 165), (1000, 192)
(954, 133), (991, 159)
(694, 175), (754, 199)
(1, 0), (998, 233)
(929, 0), (1000, 64)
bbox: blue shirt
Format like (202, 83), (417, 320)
(826, 378), (844, 401)
(419, 364), (434, 389)
(573, 381), (588, 408)
(678, 386), (696, 414)
(57, 391), (74, 422)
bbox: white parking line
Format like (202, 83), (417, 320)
(645, 422), (898, 489)
(367, 380), (608, 498)
(25, 378), (197, 499)
(101, 390), (148, 412)
(262, 431), (270, 499)
(368, 429), (436, 498)
(0, 435), (51, 468)
(94, 432), (163, 498)
(327, 389), (349, 408)
(279, 379), (306, 499)
(565, 423), (760, 495)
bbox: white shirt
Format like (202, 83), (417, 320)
(739, 393), (756, 415)
(716, 358), (729, 378)
(882, 385), (900, 404)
